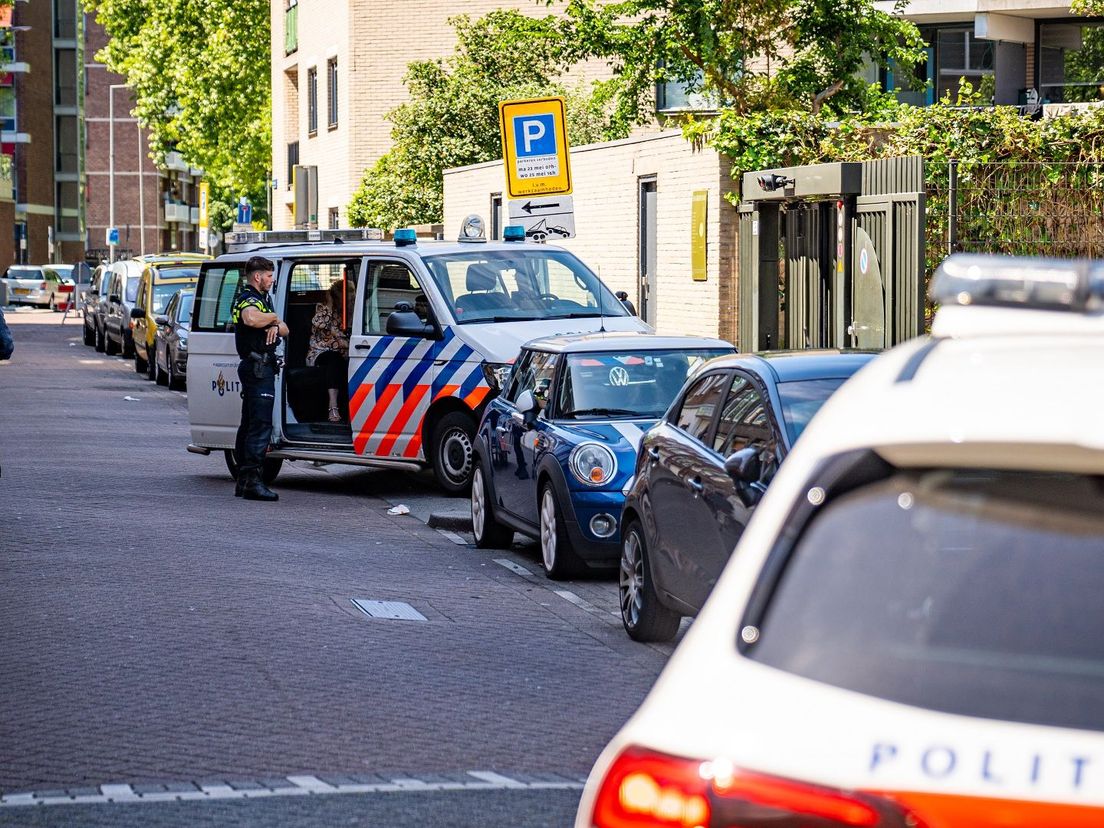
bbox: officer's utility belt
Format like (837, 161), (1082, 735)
(246, 351), (281, 377)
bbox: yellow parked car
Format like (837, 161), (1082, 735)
(131, 253), (210, 379)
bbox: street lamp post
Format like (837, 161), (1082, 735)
(108, 83), (128, 263)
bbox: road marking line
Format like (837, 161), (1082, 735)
(0, 772), (583, 808)
(438, 529), (469, 545)
(494, 558), (537, 580)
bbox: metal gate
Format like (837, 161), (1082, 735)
(737, 157), (925, 352)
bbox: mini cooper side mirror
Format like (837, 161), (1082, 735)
(512, 390), (539, 427)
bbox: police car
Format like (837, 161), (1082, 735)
(576, 254), (1104, 827)
(186, 220), (648, 492)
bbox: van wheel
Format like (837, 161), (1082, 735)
(94, 324), (106, 353)
(167, 360), (184, 390)
(146, 347), (157, 381)
(224, 450), (283, 485)
(155, 356), (168, 385)
(135, 349), (148, 374)
(104, 331), (119, 355)
(619, 520), (680, 642)
(430, 411), (475, 494)
(83, 323), (95, 346)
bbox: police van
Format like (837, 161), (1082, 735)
(186, 220), (648, 493)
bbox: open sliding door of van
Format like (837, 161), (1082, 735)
(188, 261), (246, 449)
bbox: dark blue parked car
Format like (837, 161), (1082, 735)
(619, 350), (877, 641)
(471, 332), (733, 579)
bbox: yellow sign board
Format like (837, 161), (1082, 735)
(498, 96), (572, 199)
(691, 190), (708, 281)
(198, 182), (209, 230)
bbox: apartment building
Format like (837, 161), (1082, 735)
(83, 16), (203, 261)
(874, 1), (1095, 108)
(0, 0), (83, 270)
(270, 0), (617, 231)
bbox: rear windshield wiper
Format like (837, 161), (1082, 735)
(562, 407), (639, 418)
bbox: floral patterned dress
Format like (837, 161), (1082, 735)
(306, 304), (349, 366)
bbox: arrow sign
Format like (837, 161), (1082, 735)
(508, 195), (575, 241)
(521, 200), (562, 214)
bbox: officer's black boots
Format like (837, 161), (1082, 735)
(234, 474), (246, 497)
(239, 471), (279, 502)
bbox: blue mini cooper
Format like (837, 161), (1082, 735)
(471, 332), (733, 579)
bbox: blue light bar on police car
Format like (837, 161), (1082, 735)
(394, 228), (417, 247)
(930, 254), (1104, 313)
(503, 225), (526, 242)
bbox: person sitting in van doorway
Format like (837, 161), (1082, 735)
(307, 279), (353, 423)
(232, 255), (288, 502)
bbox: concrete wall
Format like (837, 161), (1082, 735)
(444, 131), (738, 340)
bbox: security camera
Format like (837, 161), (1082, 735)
(757, 173), (795, 192)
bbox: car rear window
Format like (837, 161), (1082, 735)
(125, 276), (140, 303)
(776, 378), (849, 443)
(155, 266), (200, 281)
(749, 469), (1104, 731)
(6, 268), (41, 280)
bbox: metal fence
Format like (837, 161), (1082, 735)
(935, 161), (1104, 261)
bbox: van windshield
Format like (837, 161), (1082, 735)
(420, 249), (627, 325)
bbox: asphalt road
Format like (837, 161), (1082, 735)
(0, 310), (679, 827)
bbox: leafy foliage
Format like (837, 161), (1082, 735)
(348, 11), (625, 229)
(542, 0), (925, 128)
(83, 0), (270, 213)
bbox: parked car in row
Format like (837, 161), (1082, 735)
(577, 254), (1104, 828)
(131, 254), (206, 378)
(619, 350), (875, 641)
(1, 265), (75, 310)
(471, 332), (734, 579)
(83, 264), (112, 347)
(153, 288), (193, 390)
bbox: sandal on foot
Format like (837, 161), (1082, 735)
(328, 407), (341, 423)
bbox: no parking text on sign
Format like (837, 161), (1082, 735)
(498, 96), (572, 200)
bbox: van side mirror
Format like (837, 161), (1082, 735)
(615, 290), (638, 315)
(154, 315), (168, 326)
(386, 309), (436, 338)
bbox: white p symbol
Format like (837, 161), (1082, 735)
(522, 119), (546, 153)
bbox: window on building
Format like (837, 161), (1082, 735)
(0, 92), (16, 132)
(284, 0), (298, 55)
(490, 194), (502, 240)
(56, 181), (80, 234)
(329, 207), (339, 229)
(54, 49), (77, 106)
(54, 0), (76, 39)
(1039, 22), (1104, 104)
(307, 67), (318, 135)
(655, 68), (711, 113)
(286, 141), (299, 192)
(891, 26), (995, 106)
(56, 115), (78, 173)
(327, 58), (338, 128)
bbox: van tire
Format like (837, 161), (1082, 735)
(135, 349), (148, 374)
(83, 323), (95, 346)
(94, 324), (106, 353)
(430, 411), (475, 495)
(224, 450), (283, 485)
(104, 330), (119, 355)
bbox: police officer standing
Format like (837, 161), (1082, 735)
(232, 256), (288, 501)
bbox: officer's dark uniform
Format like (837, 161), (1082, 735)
(231, 284), (280, 500)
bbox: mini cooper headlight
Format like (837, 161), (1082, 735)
(570, 443), (617, 486)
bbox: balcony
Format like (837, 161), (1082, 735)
(285, 2), (298, 55)
(164, 151), (190, 173)
(164, 202), (190, 223)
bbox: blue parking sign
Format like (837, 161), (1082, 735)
(513, 114), (557, 158)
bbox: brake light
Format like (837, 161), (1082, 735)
(589, 747), (912, 828)
(59, 284), (74, 293)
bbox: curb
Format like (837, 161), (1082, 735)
(427, 511), (473, 532)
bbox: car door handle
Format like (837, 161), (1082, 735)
(354, 343), (372, 350)
(647, 447), (660, 461)
(687, 476), (704, 494)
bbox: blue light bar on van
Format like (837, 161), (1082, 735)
(930, 254), (1104, 313)
(394, 228), (417, 247)
(503, 225), (526, 242)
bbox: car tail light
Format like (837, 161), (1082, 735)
(59, 284), (74, 293)
(589, 747), (914, 828)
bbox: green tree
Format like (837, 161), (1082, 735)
(347, 11), (625, 230)
(546, 0), (925, 127)
(83, 0), (270, 211)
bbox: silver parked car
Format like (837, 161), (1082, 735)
(83, 264), (111, 347)
(1, 265), (76, 310)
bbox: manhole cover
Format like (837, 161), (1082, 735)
(350, 599), (427, 621)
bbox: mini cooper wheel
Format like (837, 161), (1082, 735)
(471, 463), (514, 549)
(619, 519), (681, 642)
(539, 483), (582, 580)
(431, 411), (475, 494)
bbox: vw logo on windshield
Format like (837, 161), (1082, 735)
(609, 366), (630, 386)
